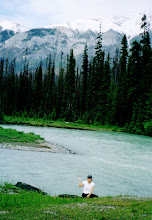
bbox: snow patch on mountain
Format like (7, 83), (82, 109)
(0, 20), (29, 33)
(44, 12), (152, 40)
(44, 17), (128, 33)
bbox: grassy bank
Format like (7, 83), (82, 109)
(3, 115), (124, 132)
(0, 183), (152, 219)
(0, 126), (44, 143)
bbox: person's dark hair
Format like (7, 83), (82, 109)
(87, 175), (92, 178)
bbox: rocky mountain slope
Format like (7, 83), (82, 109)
(0, 13), (152, 71)
(0, 20), (29, 44)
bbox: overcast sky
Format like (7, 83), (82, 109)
(0, 0), (152, 28)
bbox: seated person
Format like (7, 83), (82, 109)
(78, 175), (98, 198)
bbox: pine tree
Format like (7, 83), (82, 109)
(102, 54), (111, 123)
(140, 14), (151, 92)
(44, 54), (52, 115)
(112, 48), (120, 85)
(64, 49), (76, 121)
(0, 59), (4, 111)
(81, 44), (89, 116)
(0, 59), (4, 121)
(23, 60), (30, 112)
(50, 61), (56, 117)
(3, 60), (16, 115)
(56, 52), (65, 118)
(87, 61), (95, 123)
(127, 41), (142, 124)
(139, 14), (152, 133)
(33, 64), (43, 115)
(44, 54), (56, 117)
(93, 26), (105, 123)
(75, 68), (81, 120)
(110, 49), (120, 125)
(27, 70), (33, 113)
(114, 35), (128, 126)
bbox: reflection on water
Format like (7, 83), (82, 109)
(0, 124), (152, 196)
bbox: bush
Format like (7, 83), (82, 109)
(144, 121), (152, 136)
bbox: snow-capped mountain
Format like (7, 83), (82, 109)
(0, 20), (29, 33)
(0, 13), (152, 71)
(45, 12), (152, 39)
(0, 20), (29, 44)
(46, 16), (128, 34)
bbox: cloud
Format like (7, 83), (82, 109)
(0, 0), (152, 28)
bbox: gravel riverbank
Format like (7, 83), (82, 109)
(0, 142), (75, 154)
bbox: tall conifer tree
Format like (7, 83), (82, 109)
(81, 44), (89, 116)
(93, 25), (105, 122)
(64, 49), (76, 121)
(115, 35), (128, 126)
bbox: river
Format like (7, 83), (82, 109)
(0, 124), (152, 197)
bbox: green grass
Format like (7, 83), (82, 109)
(0, 183), (152, 219)
(3, 115), (124, 132)
(0, 126), (44, 143)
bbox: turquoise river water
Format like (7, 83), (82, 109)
(0, 124), (152, 197)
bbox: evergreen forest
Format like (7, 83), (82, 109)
(0, 15), (152, 136)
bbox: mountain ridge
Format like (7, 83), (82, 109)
(1, 12), (152, 39)
(0, 12), (152, 71)
(0, 19), (29, 33)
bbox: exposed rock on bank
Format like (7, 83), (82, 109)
(15, 182), (47, 195)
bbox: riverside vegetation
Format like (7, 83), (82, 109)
(0, 14), (152, 136)
(3, 115), (124, 132)
(0, 126), (44, 143)
(0, 183), (152, 220)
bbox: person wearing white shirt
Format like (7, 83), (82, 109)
(78, 175), (98, 198)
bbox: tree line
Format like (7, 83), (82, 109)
(0, 15), (152, 136)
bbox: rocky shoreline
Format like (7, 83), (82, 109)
(0, 141), (76, 154)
